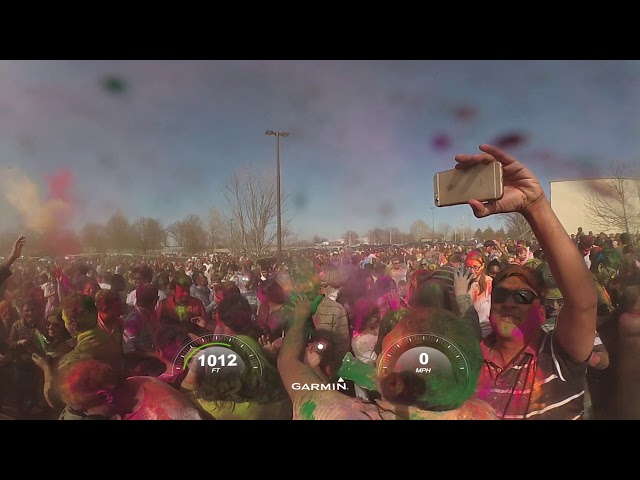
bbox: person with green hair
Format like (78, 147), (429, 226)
(278, 293), (495, 420)
(180, 335), (292, 420)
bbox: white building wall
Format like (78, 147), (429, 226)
(550, 178), (640, 235)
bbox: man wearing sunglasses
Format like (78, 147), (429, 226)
(456, 144), (597, 420)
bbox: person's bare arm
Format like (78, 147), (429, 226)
(0, 236), (25, 286)
(522, 200), (597, 362)
(32, 353), (63, 409)
(456, 144), (597, 363)
(277, 295), (324, 402)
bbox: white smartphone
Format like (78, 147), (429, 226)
(433, 162), (504, 207)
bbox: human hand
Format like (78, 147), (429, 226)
(259, 335), (283, 358)
(32, 352), (52, 372)
(190, 316), (206, 329)
(17, 339), (28, 346)
(386, 290), (401, 311)
(305, 345), (322, 369)
(453, 266), (473, 296)
(290, 292), (312, 320)
(9, 235), (26, 261)
(454, 144), (545, 218)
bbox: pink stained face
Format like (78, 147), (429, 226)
(465, 261), (483, 281)
(174, 285), (190, 305)
(489, 277), (543, 341)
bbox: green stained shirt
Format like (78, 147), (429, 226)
(57, 327), (122, 372)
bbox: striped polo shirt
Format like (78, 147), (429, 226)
(474, 330), (587, 420)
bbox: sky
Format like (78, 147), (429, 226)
(0, 60), (639, 242)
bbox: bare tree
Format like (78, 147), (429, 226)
(366, 228), (381, 245)
(410, 220), (430, 242)
(167, 214), (207, 254)
(166, 221), (185, 248)
(105, 211), (133, 252)
(133, 217), (166, 253)
(206, 207), (227, 251)
(342, 230), (360, 246)
(584, 162), (640, 233)
(501, 213), (533, 241)
(224, 167), (290, 261)
(81, 222), (108, 253)
(368, 227), (388, 245)
(438, 223), (452, 241)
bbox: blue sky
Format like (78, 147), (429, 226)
(0, 60), (639, 241)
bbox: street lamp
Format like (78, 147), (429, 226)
(430, 207), (435, 242)
(265, 129), (289, 260)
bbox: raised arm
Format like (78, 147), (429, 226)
(277, 294), (323, 402)
(455, 144), (597, 363)
(0, 235), (25, 286)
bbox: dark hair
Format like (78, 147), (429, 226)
(21, 298), (39, 313)
(351, 298), (380, 333)
(372, 275), (397, 299)
(449, 254), (463, 264)
(493, 264), (544, 298)
(217, 295), (254, 335)
(154, 324), (191, 361)
(131, 266), (154, 283)
(94, 289), (121, 311)
(136, 283), (159, 308)
(487, 259), (502, 270)
(620, 232), (632, 246)
(411, 269), (432, 289)
(192, 271), (207, 282)
(257, 279), (286, 305)
(194, 335), (287, 405)
(109, 274), (126, 292)
(410, 279), (453, 311)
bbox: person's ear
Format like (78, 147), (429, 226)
(96, 389), (114, 405)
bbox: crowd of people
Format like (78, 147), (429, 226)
(0, 143), (637, 420)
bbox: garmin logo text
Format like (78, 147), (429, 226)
(292, 377), (348, 391)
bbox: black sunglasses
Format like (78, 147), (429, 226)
(492, 286), (538, 305)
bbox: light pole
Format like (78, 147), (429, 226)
(430, 207), (435, 242)
(265, 129), (289, 260)
(462, 215), (466, 242)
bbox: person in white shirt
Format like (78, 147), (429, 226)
(126, 266), (166, 308)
